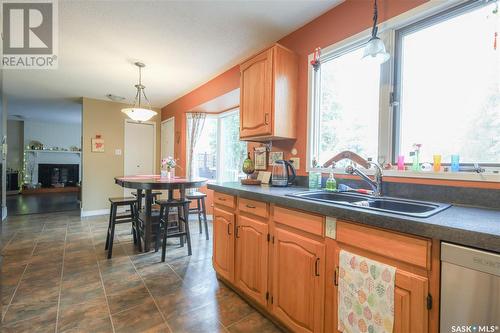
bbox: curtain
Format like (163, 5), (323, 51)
(187, 112), (206, 179)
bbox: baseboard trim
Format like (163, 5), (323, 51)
(81, 209), (108, 217)
(81, 207), (128, 217)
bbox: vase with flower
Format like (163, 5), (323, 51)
(161, 156), (177, 179)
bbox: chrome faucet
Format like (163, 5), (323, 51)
(345, 159), (383, 196)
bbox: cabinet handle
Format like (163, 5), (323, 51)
(227, 223), (232, 235)
(264, 113), (269, 125)
(218, 197), (226, 201)
(334, 266), (339, 286)
(236, 226), (240, 238)
(245, 204), (256, 209)
(314, 258), (320, 277)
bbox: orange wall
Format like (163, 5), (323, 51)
(161, 65), (240, 178)
(161, 0), (427, 178)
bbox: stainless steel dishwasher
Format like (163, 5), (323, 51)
(441, 243), (500, 332)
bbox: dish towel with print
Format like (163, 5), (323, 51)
(338, 249), (396, 333)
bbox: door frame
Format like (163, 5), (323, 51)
(160, 116), (175, 160)
(123, 119), (157, 175)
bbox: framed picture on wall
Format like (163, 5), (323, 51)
(254, 149), (267, 170)
(269, 151), (284, 165)
(91, 138), (105, 152)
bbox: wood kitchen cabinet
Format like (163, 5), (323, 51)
(271, 226), (325, 333)
(235, 214), (269, 307)
(212, 207), (235, 282)
(239, 44), (298, 141)
(329, 221), (433, 333)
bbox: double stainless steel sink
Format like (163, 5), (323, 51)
(287, 191), (451, 218)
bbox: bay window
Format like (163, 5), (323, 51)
(187, 109), (247, 182)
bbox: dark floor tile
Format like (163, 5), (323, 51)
(10, 280), (60, 305)
(112, 299), (170, 333)
(227, 311), (282, 333)
(57, 298), (112, 333)
(2, 298), (58, 325)
(60, 281), (106, 307)
(166, 302), (225, 333)
(106, 284), (152, 314)
(102, 273), (144, 295)
(0, 263), (27, 289)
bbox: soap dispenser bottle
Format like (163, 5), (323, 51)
(325, 168), (337, 191)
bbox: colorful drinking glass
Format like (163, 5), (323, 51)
(451, 155), (460, 172)
(397, 155), (405, 171)
(433, 155), (441, 172)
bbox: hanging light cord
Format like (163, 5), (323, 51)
(371, 0), (379, 39)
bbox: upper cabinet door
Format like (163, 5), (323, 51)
(235, 215), (269, 307)
(240, 48), (274, 139)
(272, 227), (325, 333)
(213, 207), (235, 282)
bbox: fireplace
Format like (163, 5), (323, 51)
(38, 164), (79, 188)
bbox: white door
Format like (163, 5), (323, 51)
(161, 117), (175, 175)
(124, 120), (156, 196)
(161, 117), (174, 160)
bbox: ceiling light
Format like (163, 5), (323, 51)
(362, 0), (390, 65)
(121, 62), (157, 122)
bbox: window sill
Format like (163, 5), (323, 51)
(308, 168), (500, 183)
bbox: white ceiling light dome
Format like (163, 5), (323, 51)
(121, 62), (157, 122)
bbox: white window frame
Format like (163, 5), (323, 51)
(306, 0), (500, 181)
(186, 108), (242, 183)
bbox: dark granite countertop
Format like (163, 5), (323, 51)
(208, 182), (500, 253)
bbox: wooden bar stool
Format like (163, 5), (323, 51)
(156, 199), (192, 261)
(105, 197), (139, 259)
(186, 191), (209, 240)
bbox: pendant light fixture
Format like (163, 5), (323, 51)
(121, 62), (157, 122)
(362, 0), (390, 64)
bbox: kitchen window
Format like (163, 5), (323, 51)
(187, 109), (247, 182)
(312, 43), (381, 167)
(394, 1), (499, 164)
(308, 0), (499, 172)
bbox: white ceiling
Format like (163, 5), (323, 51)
(4, 0), (341, 124)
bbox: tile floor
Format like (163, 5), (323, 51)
(0, 211), (282, 333)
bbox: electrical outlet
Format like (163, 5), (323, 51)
(115, 149), (122, 156)
(290, 157), (300, 170)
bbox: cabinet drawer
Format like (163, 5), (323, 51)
(214, 192), (235, 209)
(238, 198), (268, 219)
(336, 221), (431, 270)
(273, 206), (324, 237)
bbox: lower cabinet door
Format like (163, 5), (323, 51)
(212, 207), (235, 282)
(235, 215), (269, 306)
(333, 246), (430, 333)
(393, 269), (429, 333)
(272, 227), (325, 333)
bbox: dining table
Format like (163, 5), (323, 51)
(115, 175), (207, 252)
